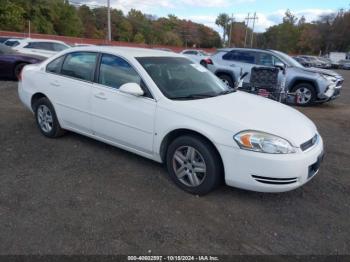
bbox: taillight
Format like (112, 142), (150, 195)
(204, 58), (213, 65)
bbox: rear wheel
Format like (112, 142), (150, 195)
(166, 135), (223, 195)
(33, 97), (65, 138)
(291, 83), (316, 106)
(218, 74), (234, 88)
(14, 63), (27, 80)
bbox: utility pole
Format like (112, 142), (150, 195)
(250, 12), (258, 48)
(107, 0), (111, 42)
(228, 13), (234, 47)
(244, 13), (250, 48)
(28, 20), (31, 38)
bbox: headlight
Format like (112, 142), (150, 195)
(234, 131), (296, 154)
(321, 74), (336, 83)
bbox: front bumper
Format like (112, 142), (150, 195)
(218, 135), (324, 193)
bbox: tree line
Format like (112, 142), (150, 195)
(0, 0), (221, 48)
(1, 0), (349, 53)
(217, 9), (350, 55)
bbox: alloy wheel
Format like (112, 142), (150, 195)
(295, 87), (312, 105)
(37, 105), (53, 133)
(172, 146), (207, 187)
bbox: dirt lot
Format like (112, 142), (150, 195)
(0, 71), (349, 255)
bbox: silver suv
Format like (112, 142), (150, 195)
(206, 48), (344, 106)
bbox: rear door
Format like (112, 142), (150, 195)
(221, 50), (258, 82)
(45, 51), (98, 134)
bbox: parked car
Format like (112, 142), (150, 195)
(208, 48), (343, 106)
(10, 38), (70, 58)
(19, 46), (324, 195)
(293, 56), (312, 67)
(0, 36), (23, 44)
(0, 44), (45, 80)
(180, 49), (212, 67)
(338, 59), (350, 70)
(297, 56), (331, 69)
(316, 57), (333, 69)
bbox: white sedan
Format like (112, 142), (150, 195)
(9, 38), (70, 58)
(18, 46), (324, 195)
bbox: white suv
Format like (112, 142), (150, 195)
(10, 38), (70, 58)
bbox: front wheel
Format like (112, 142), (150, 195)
(291, 83), (316, 106)
(166, 135), (223, 195)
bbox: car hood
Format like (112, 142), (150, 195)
(171, 91), (317, 147)
(298, 66), (341, 77)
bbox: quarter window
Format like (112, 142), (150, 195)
(46, 56), (65, 74)
(98, 54), (141, 89)
(61, 52), (97, 81)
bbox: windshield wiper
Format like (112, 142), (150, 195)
(218, 89), (236, 95)
(171, 94), (217, 100)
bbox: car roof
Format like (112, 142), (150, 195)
(217, 47), (276, 53)
(66, 46), (184, 58)
(17, 38), (68, 44)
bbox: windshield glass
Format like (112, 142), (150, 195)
(136, 57), (229, 100)
(273, 50), (304, 68)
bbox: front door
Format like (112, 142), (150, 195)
(91, 54), (156, 155)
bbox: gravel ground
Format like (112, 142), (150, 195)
(0, 71), (349, 255)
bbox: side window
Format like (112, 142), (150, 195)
(98, 54), (141, 89)
(259, 53), (274, 66)
(184, 51), (197, 55)
(61, 52), (97, 81)
(46, 56), (65, 74)
(223, 51), (255, 63)
(222, 52), (233, 60)
(52, 43), (68, 51)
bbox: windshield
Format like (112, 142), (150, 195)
(273, 50), (304, 68)
(136, 57), (229, 100)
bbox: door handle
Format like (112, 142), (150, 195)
(49, 81), (60, 87)
(94, 92), (107, 100)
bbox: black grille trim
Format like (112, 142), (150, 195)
(255, 180), (297, 185)
(252, 175), (298, 185)
(252, 175), (297, 181)
(301, 135), (318, 151)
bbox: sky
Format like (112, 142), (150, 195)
(75, 0), (350, 33)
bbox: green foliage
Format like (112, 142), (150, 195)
(0, 0), (25, 31)
(0, 0), (221, 48)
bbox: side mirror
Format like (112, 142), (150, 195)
(274, 62), (285, 71)
(119, 83), (144, 96)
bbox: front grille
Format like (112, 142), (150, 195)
(252, 175), (298, 185)
(300, 135), (318, 151)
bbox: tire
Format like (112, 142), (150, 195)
(291, 83), (317, 106)
(14, 63), (27, 80)
(218, 74), (234, 88)
(33, 97), (65, 138)
(166, 135), (223, 195)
